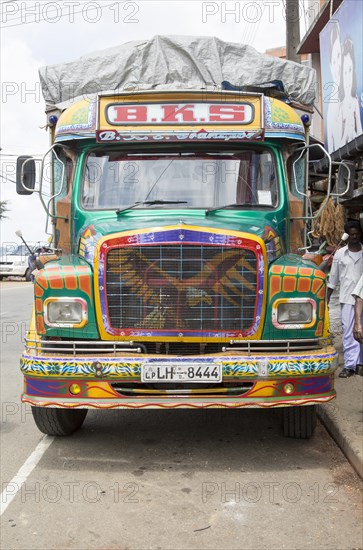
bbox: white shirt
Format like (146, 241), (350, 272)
(327, 245), (363, 305)
(352, 274), (363, 300)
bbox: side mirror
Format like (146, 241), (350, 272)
(16, 156), (36, 195)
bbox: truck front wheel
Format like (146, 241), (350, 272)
(282, 405), (317, 439)
(25, 268), (32, 281)
(31, 407), (88, 436)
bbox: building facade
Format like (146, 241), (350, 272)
(298, 0), (363, 218)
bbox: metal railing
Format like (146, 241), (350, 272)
(24, 337), (331, 357)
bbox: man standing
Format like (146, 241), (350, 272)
(353, 274), (363, 343)
(352, 273), (363, 376)
(27, 250), (37, 283)
(327, 221), (363, 377)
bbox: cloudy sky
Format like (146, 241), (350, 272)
(0, 0), (313, 246)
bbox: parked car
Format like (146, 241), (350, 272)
(0, 244), (34, 281)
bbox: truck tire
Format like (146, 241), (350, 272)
(282, 405), (317, 439)
(31, 407), (88, 436)
(25, 268), (32, 281)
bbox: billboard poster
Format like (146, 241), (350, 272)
(320, 0), (363, 153)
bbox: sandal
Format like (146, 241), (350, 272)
(338, 369), (355, 378)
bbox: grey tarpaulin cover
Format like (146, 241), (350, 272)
(39, 35), (316, 111)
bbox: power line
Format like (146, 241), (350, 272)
(0, 172), (16, 184)
(0, 0), (52, 10)
(0, 153), (44, 157)
(240, 3), (266, 49)
(248, 4), (266, 49)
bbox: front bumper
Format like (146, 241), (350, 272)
(21, 345), (339, 409)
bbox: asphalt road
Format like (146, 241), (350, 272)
(1, 282), (362, 550)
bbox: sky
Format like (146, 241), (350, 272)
(0, 0), (315, 247)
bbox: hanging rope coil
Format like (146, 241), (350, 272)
(312, 198), (346, 246)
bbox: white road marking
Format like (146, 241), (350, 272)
(0, 436), (54, 516)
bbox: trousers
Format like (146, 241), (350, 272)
(341, 303), (363, 370)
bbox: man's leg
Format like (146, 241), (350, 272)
(340, 303), (360, 375)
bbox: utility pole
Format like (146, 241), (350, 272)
(286, 0), (301, 63)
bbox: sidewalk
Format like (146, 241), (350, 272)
(317, 293), (363, 478)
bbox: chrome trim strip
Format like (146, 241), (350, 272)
(24, 337), (330, 357)
(24, 338), (143, 357)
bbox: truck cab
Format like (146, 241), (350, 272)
(17, 85), (338, 438)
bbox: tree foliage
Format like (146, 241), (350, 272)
(0, 200), (9, 220)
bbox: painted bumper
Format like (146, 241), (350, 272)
(21, 346), (339, 409)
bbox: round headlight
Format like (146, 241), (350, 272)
(44, 298), (87, 327)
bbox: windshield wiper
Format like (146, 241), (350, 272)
(116, 200), (188, 215)
(205, 203), (254, 216)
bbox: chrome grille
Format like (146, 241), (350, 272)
(105, 245), (257, 332)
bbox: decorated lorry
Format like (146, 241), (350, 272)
(17, 36), (339, 438)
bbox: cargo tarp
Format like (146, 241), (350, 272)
(39, 35), (316, 111)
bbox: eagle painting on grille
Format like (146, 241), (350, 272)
(105, 245), (258, 333)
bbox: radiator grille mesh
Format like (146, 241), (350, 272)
(105, 245), (257, 332)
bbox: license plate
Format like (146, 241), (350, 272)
(141, 363), (222, 383)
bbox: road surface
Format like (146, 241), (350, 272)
(1, 282), (362, 550)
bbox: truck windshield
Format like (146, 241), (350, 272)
(81, 150), (278, 210)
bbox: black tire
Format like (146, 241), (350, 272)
(31, 407), (87, 436)
(0, 276), (4, 281)
(25, 268), (32, 282)
(282, 405), (317, 439)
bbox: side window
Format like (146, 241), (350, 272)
(82, 154), (102, 208)
(288, 152), (306, 199)
(257, 153), (277, 206)
(53, 152), (69, 204)
(287, 152), (306, 253)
